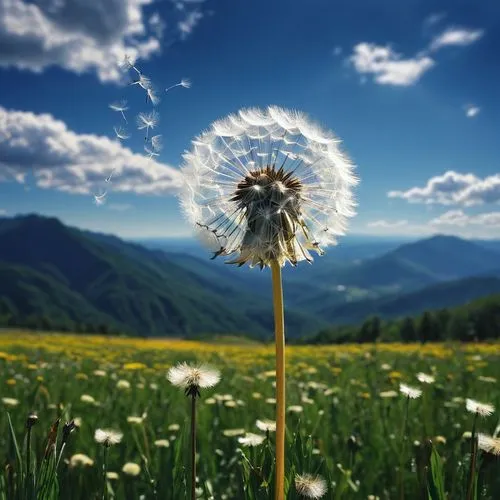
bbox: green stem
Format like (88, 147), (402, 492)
(466, 413), (478, 500)
(398, 396), (410, 500)
(101, 445), (109, 500)
(191, 393), (197, 500)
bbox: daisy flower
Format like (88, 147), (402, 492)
(179, 106), (357, 268)
(294, 473), (328, 498)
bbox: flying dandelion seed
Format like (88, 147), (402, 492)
(151, 134), (163, 152)
(109, 100), (129, 122)
(146, 87), (161, 106)
(466, 398), (495, 417)
(165, 77), (192, 92)
(93, 191), (107, 206)
(137, 111), (159, 140)
(113, 125), (130, 140)
(294, 473), (327, 498)
(130, 73), (152, 90)
(105, 169), (116, 183)
(399, 383), (422, 399)
(180, 106), (357, 268)
(144, 145), (160, 159)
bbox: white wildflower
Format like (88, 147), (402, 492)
(122, 462), (141, 476)
(167, 362), (220, 395)
(294, 473), (328, 498)
(416, 372), (435, 384)
(238, 433), (266, 447)
(465, 398), (495, 417)
(256, 419), (276, 432)
(69, 453), (94, 467)
(399, 383), (422, 399)
(477, 433), (500, 455)
(94, 429), (123, 446)
(1, 397), (19, 407)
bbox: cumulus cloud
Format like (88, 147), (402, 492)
(367, 220), (408, 228)
(464, 105), (480, 118)
(430, 210), (500, 227)
(0, 0), (206, 82)
(430, 28), (484, 51)
(0, 106), (182, 196)
(349, 43), (435, 86)
(388, 171), (500, 206)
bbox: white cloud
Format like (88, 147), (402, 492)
(430, 28), (484, 51)
(178, 10), (204, 39)
(430, 210), (500, 227)
(367, 220), (408, 228)
(0, 106), (182, 196)
(388, 171), (500, 206)
(349, 43), (435, 86)
(465, 105), (480, 118)
(0, 0), (206, 82)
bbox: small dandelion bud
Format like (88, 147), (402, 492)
(62, 420), (77, 444)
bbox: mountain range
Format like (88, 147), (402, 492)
(1, 214), (500, 338)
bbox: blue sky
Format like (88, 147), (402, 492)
(0, 0), (499, 239)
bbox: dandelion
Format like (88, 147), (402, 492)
(93, 191), (107, 206)
(294, 473), (327, 498)
(113, 125), (130, 140)
(399, 383), (422, 400)
(144, 145), (160, 159)
(127, 416), (144, 425)
(2, 397), (19, 407)
(287, 405), (304, 413)
(416, 372), (435, 384)
(256, 419), (276, 432)
(466, 398), (495, 417)
(179, 106), (357, 500)
(168, 362), (220, 500)
(94, 429), (123, 447)
(119, 54), (138, 72)
(477, 433), (500, 455)
(146, 87), (160, 106)
(106, 471), (119, 480)
(238, 433), (266, 447)
(122, 462), (141, 477)
(151, 134), (163, 152)
(379, 390), (398, 399)
(116, 379), (131, 390)
(222, 428), (246, 437)
(137, 110), (159, 140)
(93, 370), (107, 377)
(168, 424), (180, 432)
(80, 394), (96, 404)
(69, 453), (94, 468)
(154, 439), (170, 448)
(165, 78), (192, 92)
(130, 73), (151, 90)
(109, 100), (129, 122)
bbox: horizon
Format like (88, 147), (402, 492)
(1, 0), (499, 240)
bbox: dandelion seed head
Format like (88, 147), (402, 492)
(113, 126), (130, 140)
(137, 111), (159, 130)
(256, 419), (276, 432)
(1, 397), (19, 407)
(94, 428), (123, 446)
(167, 362), (220, 395)
(478, 433), (500, 455)
(69, 453), (94, 468)
(122, 462), (141, 476)
(154, 439), (170, 448)
(416, 372), (435, 384)
(399, 383), (422, 399)
(180, 106), (358, 268)
(466, 398), (495, 417)
(237, 432), (265, 447)
(295, 473), (328, 498)
(116, 379), (131, 390)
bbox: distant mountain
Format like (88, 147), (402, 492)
(316, 276), (500, 324)
(0, 214), (323, 338)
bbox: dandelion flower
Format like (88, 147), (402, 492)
(399, 383), (422, 399)
(1, 397), (19, 407)
(238, 433), (266, 447)
(106, 471), (119, 480)
(116, 379), (131, 390)
(167, 362), (220, 396)
(70, 453), (94, 467)
(477, 433), (500, 455)
(94, 429), (123, 447)
(222, 428), (246, 437)
(109, 100), (129, 122)
(416, 372), (435, 384)
(80, 394), (96, 404)
(180, 106), (357, 268)
(294, 473), (328, 498)
(154, 439), (170, 448)
(466, 398), (495, 417)
(287, 405), (304, 413)
(122, 462), (141, 476)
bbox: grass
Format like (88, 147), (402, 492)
(0, 331), (499, 499)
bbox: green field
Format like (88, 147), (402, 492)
(0, 332), (499, 499)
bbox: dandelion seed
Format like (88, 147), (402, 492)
(113, 125), (130, 140)
(70, 453), (94, 467)
(122, 462), (141, 476)
(151, 134), (163, 152)
(130, 73), (151, 90)
(477, 433), (500, 455)
(119, 54), (137, 72)
(399, 383), (422, 399)
(466, 398), (495, 417)
(137, 111), (159, 140)
(295, 473), (328, 498)
(109, 100), (129, 122)
(256, 419), (276, 432)
(94, 429), (123, 447)
(144, 145), (160, 159)
(416, 372), (435, 384)
(238, 433), (265, 447)
(93, 191), (107, 206)
(146, 87), (160, 106)
(167, 362), (220, 396)
(165, 78), (192, 92)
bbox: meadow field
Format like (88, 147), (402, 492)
(0, 331), (499, 499)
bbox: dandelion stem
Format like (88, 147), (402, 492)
(466, 413), (478, 500)
(398, 396), (410, 500)
(101, 445), (109, 500)
(271, 260), (285, 500)
(190, 393), (197, 500)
